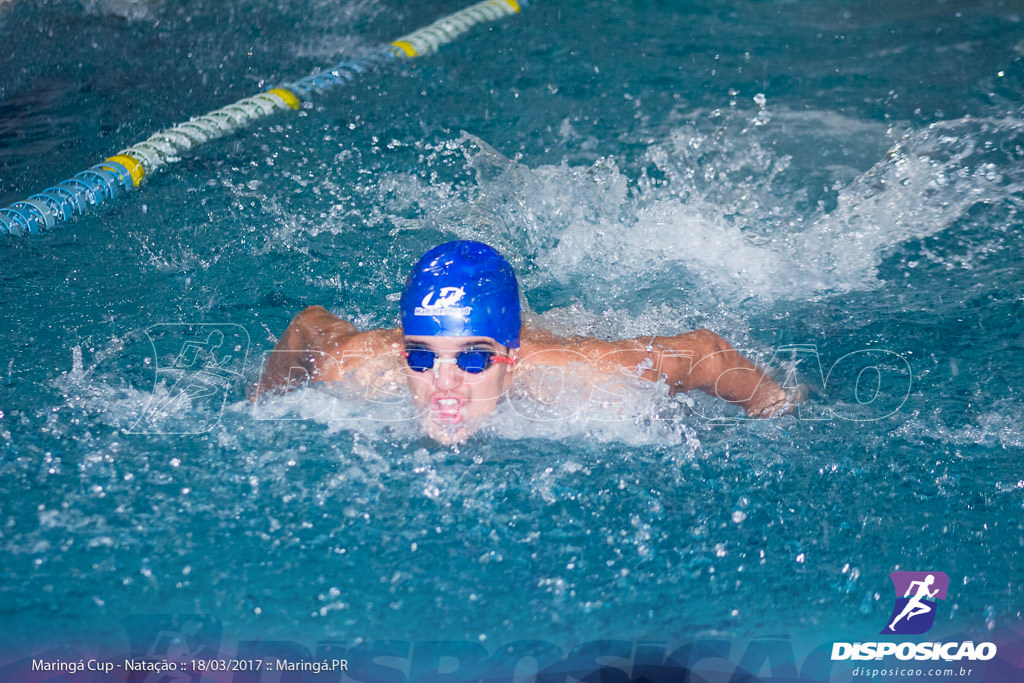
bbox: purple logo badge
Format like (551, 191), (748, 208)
(881, 571), (949, 635)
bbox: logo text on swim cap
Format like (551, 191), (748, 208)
(415, 287), (471, 317)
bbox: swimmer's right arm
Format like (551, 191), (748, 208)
(251, 305), (399, 398)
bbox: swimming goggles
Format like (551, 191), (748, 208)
(402, 347), (516, 374)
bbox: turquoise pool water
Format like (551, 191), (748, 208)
(1, 0), (1023, 680)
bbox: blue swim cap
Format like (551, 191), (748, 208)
(400, 241), (521, 348)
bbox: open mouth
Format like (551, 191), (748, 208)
(430, 396), (465, 424)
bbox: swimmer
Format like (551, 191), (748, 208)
(255, 240), (796, 443)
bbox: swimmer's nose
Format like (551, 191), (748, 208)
(433, 358), (464, 390)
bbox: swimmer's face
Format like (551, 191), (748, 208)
(401, 334), (516, 444)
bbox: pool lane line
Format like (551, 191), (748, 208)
(0, 0), (526, 236)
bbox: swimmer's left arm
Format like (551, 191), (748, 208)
(660, 329), (791, 417)
(520, 327), (792, 417)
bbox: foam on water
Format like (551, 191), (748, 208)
(893, 405), (1024, 452)
(220, 101), (1024, 342)
(78, 0), (156, 20)
(55, 334), (707, 452)
(452, 110), (1024, 308)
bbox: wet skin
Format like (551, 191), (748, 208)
(253, 306), (795, 442)
(401, 335), (516, 443)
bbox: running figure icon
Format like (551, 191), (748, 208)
(888, 574), (939, 631)
(881, 571), (949, 635)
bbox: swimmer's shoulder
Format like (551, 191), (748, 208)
(518, 325), (616, 366)
(516, 325), (721, 383)
(519, 326), (575, 365)
(314, 326), (403, 381)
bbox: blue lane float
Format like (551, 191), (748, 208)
(0, 0), (527, 236)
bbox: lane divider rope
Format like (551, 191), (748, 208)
(0, 0), (526, 235)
